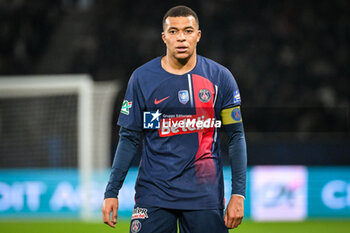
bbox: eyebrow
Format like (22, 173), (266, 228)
(168, 26), (195, 30)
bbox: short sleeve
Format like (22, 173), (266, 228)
(220, 68), (241, 110)
(117, 71), (144, 131)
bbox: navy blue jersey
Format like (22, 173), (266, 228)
(118, 55), (241, 210)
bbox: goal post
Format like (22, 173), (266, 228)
(0, 75), (119, 220)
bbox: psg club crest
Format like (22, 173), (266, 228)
(231, 107), (241, 121)
(178, 90), (189, 104)
(131, 220), (142, 233)
(198, 89), (211, 103)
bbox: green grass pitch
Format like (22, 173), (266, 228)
(1, 219), (350, 233)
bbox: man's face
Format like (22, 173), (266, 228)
(162, 16), (201, 61)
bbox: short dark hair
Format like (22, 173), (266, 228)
(162, 5), (199, 30)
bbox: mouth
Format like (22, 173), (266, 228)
(175, 46), (188, 53)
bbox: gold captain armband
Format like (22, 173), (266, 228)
(221, 106), (242, 125)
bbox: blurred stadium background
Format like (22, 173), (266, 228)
(0, 0), (349, 232)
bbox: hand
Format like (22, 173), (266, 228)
(102, 198), (119, 228)
(224, 195), (244, 229)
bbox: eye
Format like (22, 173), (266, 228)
(169, 29), (177, 34)
(185, 29), (193, 34)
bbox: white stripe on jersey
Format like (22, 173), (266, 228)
(187, 74), (194, 107)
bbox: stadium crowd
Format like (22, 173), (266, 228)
(0, 0), (62, 74)
(92, 0), (349, 136)
(0, 0), (348, 136)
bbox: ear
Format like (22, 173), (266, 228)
(161, 32), (166, 44)
(197, 30), (201, 43)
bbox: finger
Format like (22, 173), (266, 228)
(230, 213), (242, 229)
(104, 216), (115, 228)
(232, 215), (243, 229)
(105, 220), (115, 228)
(225, 214), (235, 229)
(234, 216), (243, 228)
(230, 217), (237, 229)
(224, 210), (227, 225)
(102, 208), (115, 228)
(102, 208), (108, 223)
(112, 205), (118, 224)
(236, 216), (243, 227)
(231, 217), (239, 229)
(224, 211), (230, 228)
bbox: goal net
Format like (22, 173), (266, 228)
(0, 75), (119, 220)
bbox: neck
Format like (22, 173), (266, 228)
(161, 52), (197, 75)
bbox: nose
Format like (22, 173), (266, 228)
(177, 31), (186, 41)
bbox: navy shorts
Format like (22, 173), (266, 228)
(129, 205), (229, 233)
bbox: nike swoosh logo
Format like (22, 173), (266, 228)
(154, 96), (170, 104)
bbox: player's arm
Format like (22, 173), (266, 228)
(221, 106), (247, 229)
(102, 126), (141, 228)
